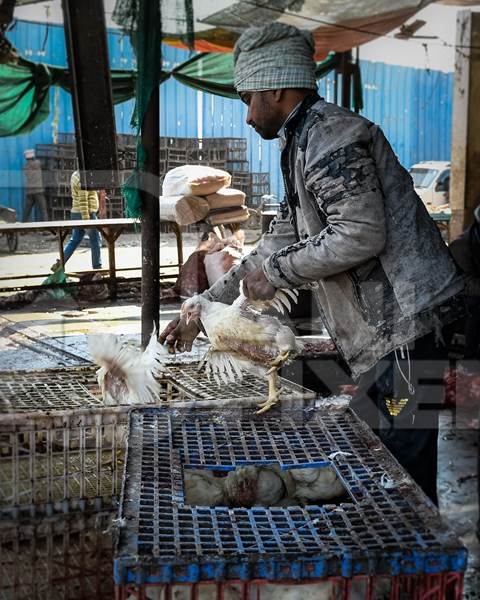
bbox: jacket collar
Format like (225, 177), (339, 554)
(278, 91), (321, 149)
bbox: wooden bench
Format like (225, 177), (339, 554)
(0, 218), (186, 299)
(0, 218), (136, 299)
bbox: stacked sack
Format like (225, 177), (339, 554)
(159, 165), (250, 226)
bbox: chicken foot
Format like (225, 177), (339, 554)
(257, 369), (284, 414)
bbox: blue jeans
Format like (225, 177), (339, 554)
(64, 212), (102, 269)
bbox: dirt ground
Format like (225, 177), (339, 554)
(0, 232), (478, 598)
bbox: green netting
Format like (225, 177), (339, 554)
(0, 60), (139, 136)
(0, 62), (53, 136)
(0, 51), (343, 138)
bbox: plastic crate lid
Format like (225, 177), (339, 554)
(114, 406), (467, 585)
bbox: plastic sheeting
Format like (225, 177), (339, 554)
(151, 0), (439, 59)
(0, 52), (342, 137)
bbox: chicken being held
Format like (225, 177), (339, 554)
(181, 284), (300, 413)
(88, 329), (167, 405)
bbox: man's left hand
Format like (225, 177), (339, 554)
(243, 267), (276, 301)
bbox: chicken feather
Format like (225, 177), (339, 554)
(233, 281), (299, 315)
(88, 328), (167, 405)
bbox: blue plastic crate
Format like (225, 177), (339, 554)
(114, 406), (467, 586)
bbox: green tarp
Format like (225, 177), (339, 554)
(0, 51), (342, 137)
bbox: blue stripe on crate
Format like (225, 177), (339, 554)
(114, 549), (468, 585)
(114, 407), (468, 585)
(183, 460), (333, 471)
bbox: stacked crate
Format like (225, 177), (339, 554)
(159, 137), (271, 206)
(0, 363), (310, 519)
(0, 359), (469, 599)
(37, 135), (271, 220)
(0, 512), (114, 599)
(0, 362), (312, 599)
(35, 143), (77, 221)
(36, 136), (135, 220)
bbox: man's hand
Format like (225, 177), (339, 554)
(242, 266), (276, 301)
(159, 316), (200, 354)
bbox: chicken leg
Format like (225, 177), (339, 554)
(256, 351), (291, 414)
(257, 370), (283, 414)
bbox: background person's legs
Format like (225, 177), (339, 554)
(88, 227), (102, 269)
(88, 212), (102, 269)
(35, 193), (49, 221)
(23, 194), (34, 222)
(63, 227), (86, 263)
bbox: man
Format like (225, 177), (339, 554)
(160, 23), (464, 503)
(23, 149), (48, 221)
(51, 170), (102, 271)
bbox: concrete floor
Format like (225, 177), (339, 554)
(0, 231), (479, 597)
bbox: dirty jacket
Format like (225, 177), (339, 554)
(204, 94), (464, 378)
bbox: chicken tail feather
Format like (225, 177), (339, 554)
(88, 333), (164, 405)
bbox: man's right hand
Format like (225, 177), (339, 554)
(159, 316), (200, 354)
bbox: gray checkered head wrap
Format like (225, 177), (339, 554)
(234, 23), (317, 93)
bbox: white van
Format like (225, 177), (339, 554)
(409, 161), (450, 209)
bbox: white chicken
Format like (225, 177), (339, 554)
(290, 466), (345, 504)
(88, 329), (167, 405)
(223, 465), (286, 507)
(181, 284), (300, 414)
(184, 469), (225, 507)
(184, 465), (287, 508)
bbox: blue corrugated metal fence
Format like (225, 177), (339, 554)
(2, 19), (453, 218)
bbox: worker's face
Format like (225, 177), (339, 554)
(240, 91), (284, 140)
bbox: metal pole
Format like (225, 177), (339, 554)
(450, 9), (480, 237)
(62, 0), (118, 190)
(354, 47), (360, 114)
(340, 50), (352, 109)
(141, 4), (160, 348)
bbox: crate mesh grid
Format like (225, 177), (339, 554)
(0, 363), (311, 517)
(0, 512), (114, 600)
(115, 407), (467, 587)
(163, 363), (311, 403)
(116, 574), (465, 600)
(0, 416), (127, 515)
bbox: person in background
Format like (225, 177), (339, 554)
(51, 170), (102, 271)
(22, 149), (48, 221)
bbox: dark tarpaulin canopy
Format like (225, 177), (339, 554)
(0, 51), (344, 137)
